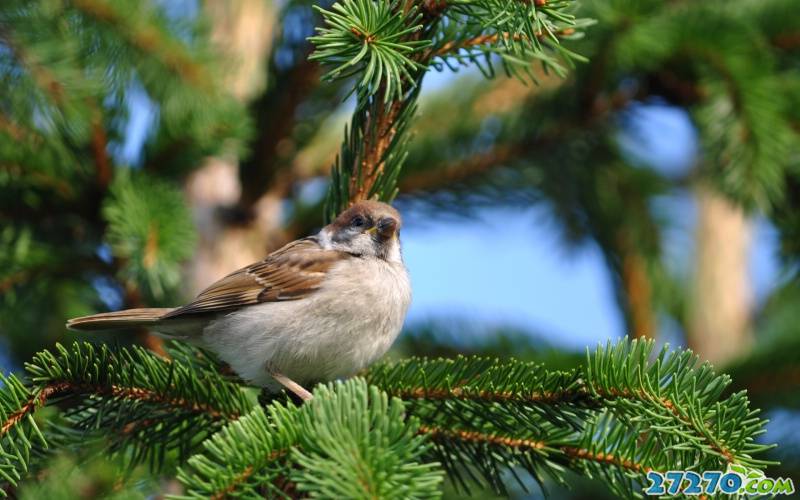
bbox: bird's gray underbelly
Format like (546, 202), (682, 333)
(202, 259), (411, 387)
(199, 277), (409, 389)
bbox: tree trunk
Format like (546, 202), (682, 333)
(185, 0), (279, 295)
(621, 250), (656, 339)
(687, 184), (753, 365)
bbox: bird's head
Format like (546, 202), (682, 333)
(322, 201), (403, 262)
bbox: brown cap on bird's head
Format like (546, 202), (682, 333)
(330, 201), (401, 241)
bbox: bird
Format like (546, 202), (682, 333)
(67, 201), (411, 402)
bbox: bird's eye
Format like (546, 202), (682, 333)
(351, 215), (366, 227)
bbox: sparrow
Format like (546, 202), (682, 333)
(67, 201), (411, 401)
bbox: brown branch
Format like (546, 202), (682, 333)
(432, 28), (576, 58)
(421, 0), (547, 15)
(210, 466), (254, 500)
(238, 56), (321, 210)
(399, 144), (519, 192)
(101, 383), (238, 419)
(0, 379), (239, 440)
(419, 424), (546, 450)
(433, 33), (523, 57)
(388, 385), (587, 405)
(418, 425), (650, 474)
(390, 381), (737, 464)
(773, 32), (800, 50)
(560, 445), (651, 474)
(89, 106), (112, 189)
(593, 387), (736, 463)
(342, 0), (566, 205)
(0, 383), (70, 436)
(209, 450), (290, 500)
(0, 113), (37, 143)
(0, 28), (65, 105)
(337, 0), (452, 207)
(350, 93), (405, 204)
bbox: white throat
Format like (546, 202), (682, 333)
(318, 227), (403, 264)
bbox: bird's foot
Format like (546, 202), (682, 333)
(270, 372), (313, 402)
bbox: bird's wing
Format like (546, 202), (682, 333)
(162, 236), (349, 318)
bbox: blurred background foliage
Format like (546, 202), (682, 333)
(1, 0), (799, 497)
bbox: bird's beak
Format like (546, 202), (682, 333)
(371, 217), (397, 241)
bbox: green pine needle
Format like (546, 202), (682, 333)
(309, 0), (431, 103)
(103, 171), (197, 300)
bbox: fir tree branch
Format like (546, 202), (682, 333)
(176, 380), (443, 499)
(418, 425), (649, 473)
(88, 104), (112, 189)
(390, 383), (585, 406)
(419, 0), (550, 16)
(0, 341), (254, 493)
(366, 339), (776, 494)
(0, 383), (68, 437)
(431, 28), (577, 58)
(69, 381), (239, 420)
(208, 450), (291, 500)
(0, 27), (66, 106)
(0, 379), (234, 447)
(773, 32), (800, 49)
(382, 360), (742, 467)
(351, 95), (405, 203)
(399, 144), (518, 192)
(70, 0), (209, 89)
(0, 114), (25, 143)
(560, 445), (648, 474)
(238, 55), (321, 210)
(315, 0), (590, 219)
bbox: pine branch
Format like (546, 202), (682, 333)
(309, 0), (431, 103)
(174, 404), (296, 499)
(611, 1), (795, 210)
(89, 107), (112, 190)
(1, 383), (68, 438)
(0, 373), (49, 491)
(399, 144), (519, 192)
(176, 379), (443, 499)
(103, 171), (197, 300)
(70, 0), (210, 90)
(365, 338), (776, 495)
(431, 28), (578, 58)
(0, 342), (254, 493)
(0, 27), (67, 107)
(1, 337), (778, 497)
(312, 0), (591, 220)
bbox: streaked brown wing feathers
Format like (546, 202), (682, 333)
(163, 237), (348, 318)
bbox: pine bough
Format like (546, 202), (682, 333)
(0, 339), (776, 497)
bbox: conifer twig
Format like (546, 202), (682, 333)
(71, 0), (209, 89)
(0, 27), (66, 105)
(0, 383), (69, 437)
(418, 425), (650, 473)
(432, 28), (577, 58)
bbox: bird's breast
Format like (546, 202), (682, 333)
(313, 257), (411, 342)
(201, 257), (411, 388)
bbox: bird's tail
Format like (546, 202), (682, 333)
(66, 308), (175, 332)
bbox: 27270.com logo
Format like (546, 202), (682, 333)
(644, 465), (795, 496)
